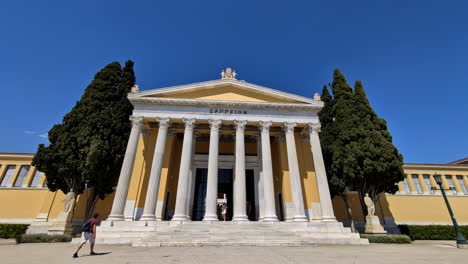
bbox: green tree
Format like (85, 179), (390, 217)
(32, 61), (136, 218)
(352, 80), (404, 212)
(318, 69), (404, 228)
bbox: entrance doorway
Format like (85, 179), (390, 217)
(191, 168), (256, 221)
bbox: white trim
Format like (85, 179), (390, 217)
(129, 79), (316, 105)
(0, 153), (34, 159)
(0, 187), (48, 190)
(130, 97), (322, 111)
(404, 164), (468, 170)
(0, 218), (35, 224)
(396, 222), (468, 225)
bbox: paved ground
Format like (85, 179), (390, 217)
(0, 241), (466, 264)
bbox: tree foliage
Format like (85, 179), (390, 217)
(318, 69), (404, 214)
(32, 61), (135, 215)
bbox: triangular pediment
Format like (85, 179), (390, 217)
(130, 79), (316, 105)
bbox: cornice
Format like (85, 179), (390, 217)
(129, 97), (323, 111)
(403, 163), (468, 170)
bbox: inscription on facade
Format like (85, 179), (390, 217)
(209, 109), (247, 115)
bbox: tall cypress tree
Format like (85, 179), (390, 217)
(32, 61), (136, 217)
(318, 69), (404, 222)
(352, 81), (404, 210)
(318, 85), (344, 197)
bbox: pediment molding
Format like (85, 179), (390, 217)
(129, 79), (317, 105)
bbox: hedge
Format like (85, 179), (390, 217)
(399, 225), (468, 240)
(0, 224), (29, 239)
(360, 234), (411, 244)
(16, 233), (72, 243)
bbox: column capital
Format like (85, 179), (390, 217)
(156, 117), (171, 129)
(234, 120), (247, 131)
(130, 116), (144, 126)
(300, 133), (310, 143)
(308, 122), (321, 133)
(284, 122), (297, 134)
(193, 129), (201, 139)
(209, 119), (222, 130)
(140, 128), (151, 138)
(274, 134), (285, 142)
(183, 118), (196, 129)
(167, 128), (177, 138)
(259, 121), (272, 133)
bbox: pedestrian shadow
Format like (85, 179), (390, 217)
(80, 252), (111, 257)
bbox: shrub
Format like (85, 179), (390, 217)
(399, 225), (468, 240)
(0, 224), (29, 239)
(360, 234), (411, 244)
(16, 233), (72, 243)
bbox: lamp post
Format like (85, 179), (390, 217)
(432, 175), (468, 249)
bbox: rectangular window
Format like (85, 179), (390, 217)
(445, 175), (457, 195)
(30, 170), (43, 187)
(423, 175), (433, 194)
(0, 165), (17, 187)
(411, 175), (423, 194)
(456, 176), (468, 194)
(13, 166), (30, 187)
(402, 176), (411, 193)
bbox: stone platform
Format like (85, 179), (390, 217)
(72, 220), (368, 247)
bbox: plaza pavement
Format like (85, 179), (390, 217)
(0, 241), (465, 264)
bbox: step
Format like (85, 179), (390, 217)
(133, 238), (368, 247)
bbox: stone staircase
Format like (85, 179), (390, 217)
(72, 220), (368, 247)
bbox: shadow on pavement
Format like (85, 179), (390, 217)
(80, 252), (111, 258)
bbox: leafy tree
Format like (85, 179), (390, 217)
(352, 80), (404, 212)
(32, 61), (135, 218)
(318, 69), (404, 227)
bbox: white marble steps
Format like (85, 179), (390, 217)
(71, 221), (368, 246)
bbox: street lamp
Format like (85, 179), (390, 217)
(432, 175), (468, 249)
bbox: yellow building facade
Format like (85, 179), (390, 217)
(0, 70), (467, 245)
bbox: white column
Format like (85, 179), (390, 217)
(203, 119), (222, 221)
(186, 131), (198, 219)
(140, 118), (170, 221)
(172, 118), (196, 221)
(309, 122), (336, 221)
(284, 122), (308, 222)
(256, 133), (264, 221)
(108, 116), (144, 221)
(259, 121), (278, 222)
(233, 120), (248, 221)
(253, 168), (260, 221)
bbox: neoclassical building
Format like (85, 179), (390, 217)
(1, 69), (467, 246)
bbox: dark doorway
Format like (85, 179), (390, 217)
(246, 169), (256, 220)
(163, 192), (171, 220)
(191, 168), (234, 221)
(192, 168), (208, 221)
(218, 169), (233, 221)
(278, 193), (284, 221)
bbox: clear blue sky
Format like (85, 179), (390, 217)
(1, 0), (467, 163)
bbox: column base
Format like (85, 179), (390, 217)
(232, 215), (249, 221)
(262, 216), (279, 222)
(203, 214), (219, 222)
(172, 215), (189, 221)
(293, 216), (309, 222)
(140, 214), (156, 221)
(107, 214), (125, 221)
(321, 216), (337, 222)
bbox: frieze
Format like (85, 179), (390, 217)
(210, 109), (248, 115)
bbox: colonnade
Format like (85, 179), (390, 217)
(108, 116), (336, 222)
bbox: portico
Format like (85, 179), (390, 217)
(108, 69), (336, 224)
